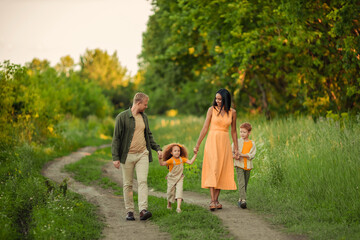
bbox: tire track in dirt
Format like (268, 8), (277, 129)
(41, 145), (170, 240)
(104, 161), (307, 240)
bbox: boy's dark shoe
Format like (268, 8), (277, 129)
(126, 212), (135, 221)
(240, 200), (247, 209)
(140, 209), (152, 220)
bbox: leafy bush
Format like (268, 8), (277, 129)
(0, 61), (112, 147)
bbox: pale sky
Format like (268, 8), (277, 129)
(0, 0), (153, 74)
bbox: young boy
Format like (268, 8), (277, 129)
(232, 122), (256, 209)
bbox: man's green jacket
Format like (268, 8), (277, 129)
(111, 108), (161, 163)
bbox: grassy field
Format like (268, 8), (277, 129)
(147, 115), (360, 240)
(3, 113), (359, 239)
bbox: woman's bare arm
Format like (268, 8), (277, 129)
(231, 108), (239, 155)
(194, 107), (213, 154)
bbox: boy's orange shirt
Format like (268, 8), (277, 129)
(242, 141), (253, 170)
(165, 157), (188, 172)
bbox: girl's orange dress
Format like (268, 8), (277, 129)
(201, 107), (237, 190)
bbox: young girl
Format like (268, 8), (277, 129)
(158, 143), (197, 213)
(232, 122), (256, 209)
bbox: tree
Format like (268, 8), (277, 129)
(140, 0), (360, 117)
(80, 48), (130, 89)
(26, 58), (50, 74)
(80, 48), (134, 110)
(55, 55), (75, 77)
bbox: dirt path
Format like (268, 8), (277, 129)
(41, 145), (170, 240)
(42, 146), (306, 240)
(104, 162), (306, 240)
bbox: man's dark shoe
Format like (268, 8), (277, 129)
(240, 200), (247, 209)
(140, 209), (152, 220)
(126, 212), (135, 221)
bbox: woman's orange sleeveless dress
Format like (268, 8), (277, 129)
(201, 107), (237, 190)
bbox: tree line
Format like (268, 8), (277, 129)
(0, 49), (136, 147)
(139, 0), (360, 118)
(1, 0), (359, 147)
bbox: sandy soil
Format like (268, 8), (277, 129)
(42, 145), (306, 240)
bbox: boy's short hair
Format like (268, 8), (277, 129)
(240, 122), (252, 132)
(133, 92), (149, 104)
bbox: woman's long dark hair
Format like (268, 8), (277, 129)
(212, 88), (231, 115)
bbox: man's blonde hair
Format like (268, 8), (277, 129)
(133, 92), (149, 104)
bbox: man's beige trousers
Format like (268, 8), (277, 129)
(121, 150), (149, 213)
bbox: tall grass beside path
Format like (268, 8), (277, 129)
(247, 116), (360, 239)
(0, 117), (112, 239)
(148, 115), (360, 240)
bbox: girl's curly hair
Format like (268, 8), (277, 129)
(162, 143), (188, 161)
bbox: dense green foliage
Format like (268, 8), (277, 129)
(80, 49), (136, 111)
(140, 0), (360, 118)
(0, 55), (120, 239)
(148, 115), (360, 239)
(0, 60), (112, 146)
(0, 48), (135, 145)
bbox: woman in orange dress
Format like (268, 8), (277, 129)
(194, 88), (239, 211)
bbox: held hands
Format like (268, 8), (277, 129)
(158, 151), (168, 166)
(233, 151), (248, 160)
(157, 150), (163, 160)
(193, 146), (199, 154)
(233, 150), (240, 160)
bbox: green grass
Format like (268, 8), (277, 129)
(147, 115), (360, 240)
(246, 116), (360, 239)
(65, 146), (232, 240)
(4, 113), (358, 239)
(29, 191), (103, 239)
(0, 116), (111, 239)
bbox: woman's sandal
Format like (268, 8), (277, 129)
(209, 201), (216, 211)
(215, 201), (222, 209)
